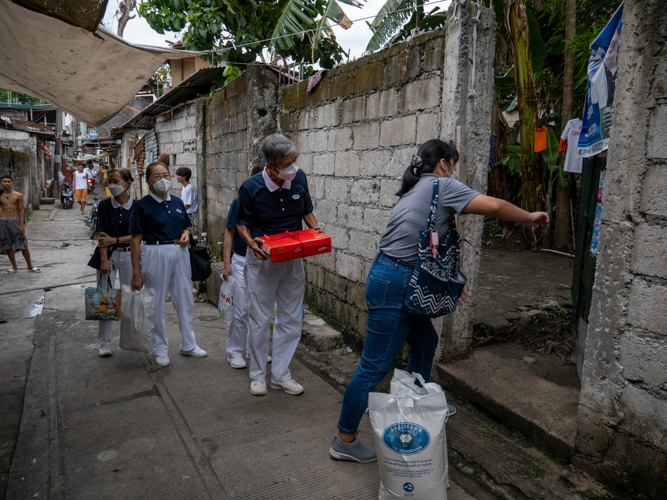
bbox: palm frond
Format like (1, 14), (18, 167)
(365, 0), (418, 53)
(269, 0), (317, 51)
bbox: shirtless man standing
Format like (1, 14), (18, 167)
(0, 174), (40, 274)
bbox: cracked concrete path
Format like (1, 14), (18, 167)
(2, 194), (475, 500)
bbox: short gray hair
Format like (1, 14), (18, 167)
(263, 134), (297, 165)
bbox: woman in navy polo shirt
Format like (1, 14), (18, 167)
(129, 161), (207, 367)
(87, 168), (134, 357)
(237, 134), (319, 396)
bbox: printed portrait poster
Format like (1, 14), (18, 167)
(578, 3), (624, 158)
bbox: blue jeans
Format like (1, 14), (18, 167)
(337, 252), (439, 434)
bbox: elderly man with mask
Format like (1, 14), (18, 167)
(237, 134), (320, 396)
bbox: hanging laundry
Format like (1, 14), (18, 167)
(307, 69), (328, 93)
(558, 138), (567, 153)
(534, 126), (547, 152)
(560, 118), (584, 173)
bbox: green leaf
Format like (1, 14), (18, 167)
(526, 6), (546, 73)
(365, 0), (415, 53)
(268, 0), (316, 51)
(541, 127), (559, 167)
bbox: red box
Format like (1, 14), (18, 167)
(259, 229), (332, 263)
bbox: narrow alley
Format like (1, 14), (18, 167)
(0, 192), (476, 499)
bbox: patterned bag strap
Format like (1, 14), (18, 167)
(426, 179), (439, 231)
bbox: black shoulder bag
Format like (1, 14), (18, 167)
(189, 236), (212, 282)
(404, 179), (468, 317)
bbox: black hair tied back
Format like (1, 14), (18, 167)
(396, 139), (460, 197)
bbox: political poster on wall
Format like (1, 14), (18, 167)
(577, 4), (624, 158)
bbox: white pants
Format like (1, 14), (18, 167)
(141, 244), (197, 357)
(226, 254), (250, 358)
(245, 250), (305, 382)
(97, 251), (133, 347)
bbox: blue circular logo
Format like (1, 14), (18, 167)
(382, 422), (431, 455)
(403, 482), (414, 492)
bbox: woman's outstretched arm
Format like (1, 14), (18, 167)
(462, 195), (549, 228)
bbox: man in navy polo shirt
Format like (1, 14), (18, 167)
(237, 134), (320, 396)
(222, 165), (272, 369)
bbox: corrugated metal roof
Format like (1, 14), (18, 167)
(0, 103), (58, 110)
(118, 68), (225, 131)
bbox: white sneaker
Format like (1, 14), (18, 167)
(269, 378), (304, 395)
(98, 345), (112, 357)
(227, 356), (247, 369)
(245, 352), (272, 363)
(156, 355), (170, 367)
(250, 379), (267, 396)
(180, 345), (207, 357)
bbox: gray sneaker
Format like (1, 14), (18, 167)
(330, 436), (377, 464)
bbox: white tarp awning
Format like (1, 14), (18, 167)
(0, 0), (205, 126)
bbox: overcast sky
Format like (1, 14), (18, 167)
(105, 0), (451, 61)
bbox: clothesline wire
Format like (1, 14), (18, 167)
(211, 0), (451, 54)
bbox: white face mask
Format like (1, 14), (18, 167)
(448, 170), (458, 181)
(275, 163), (299, 181)
(108, 183), (127, 196)
(152, 178), (171, 194)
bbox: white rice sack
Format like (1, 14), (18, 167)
(369, 392), (449, 500)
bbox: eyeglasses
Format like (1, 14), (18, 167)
(149, 173), (170, 180)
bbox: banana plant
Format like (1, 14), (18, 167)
(365, 0), (446, 53)
(269, 0), (361, 60)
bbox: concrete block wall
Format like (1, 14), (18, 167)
(155, 103), (199, 224)
(0, 129), (35, 214)
(279, 2), (495, 359)
(202, 65), (280, 255)
(575, 0), (667, 496)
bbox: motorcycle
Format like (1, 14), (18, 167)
(60, 181), (74, 209)
(84, 198), (100, 239)
(87, 177), (94, 194)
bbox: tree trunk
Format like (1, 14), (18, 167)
(561, 0), (576, 126)
(504, 0), (540, 214)
(117, 0), (136, 38)
(553, 0), (576, 249)
(555, 186), (570, 248)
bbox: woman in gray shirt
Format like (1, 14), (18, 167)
(330, 139), (549, 464)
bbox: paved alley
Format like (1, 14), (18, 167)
(1, 195), (474, 499)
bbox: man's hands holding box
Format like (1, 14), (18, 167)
(258, 229), (331, 263)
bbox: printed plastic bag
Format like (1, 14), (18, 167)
(369, 370), (450, 500)
(119, 285), (155, 353)
(219, 277), (235, 325)
(84, 275), (121, 321)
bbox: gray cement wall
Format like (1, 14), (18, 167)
(575, 0), (667, 496)
(202, 65), (280, 258)
(155, 102), (200, 226)
(279, 2), (495, 363)
(0, 129), (36, 214)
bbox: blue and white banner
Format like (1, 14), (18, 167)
(578, 4), (624, 158)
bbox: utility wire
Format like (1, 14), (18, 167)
(211, 0), (452, 54)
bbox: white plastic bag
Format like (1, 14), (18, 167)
(119, 285), (155, 353)
(369, 370), (450, 500)
(219, 277), (235, 325)
(391, 369), (444, 397)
